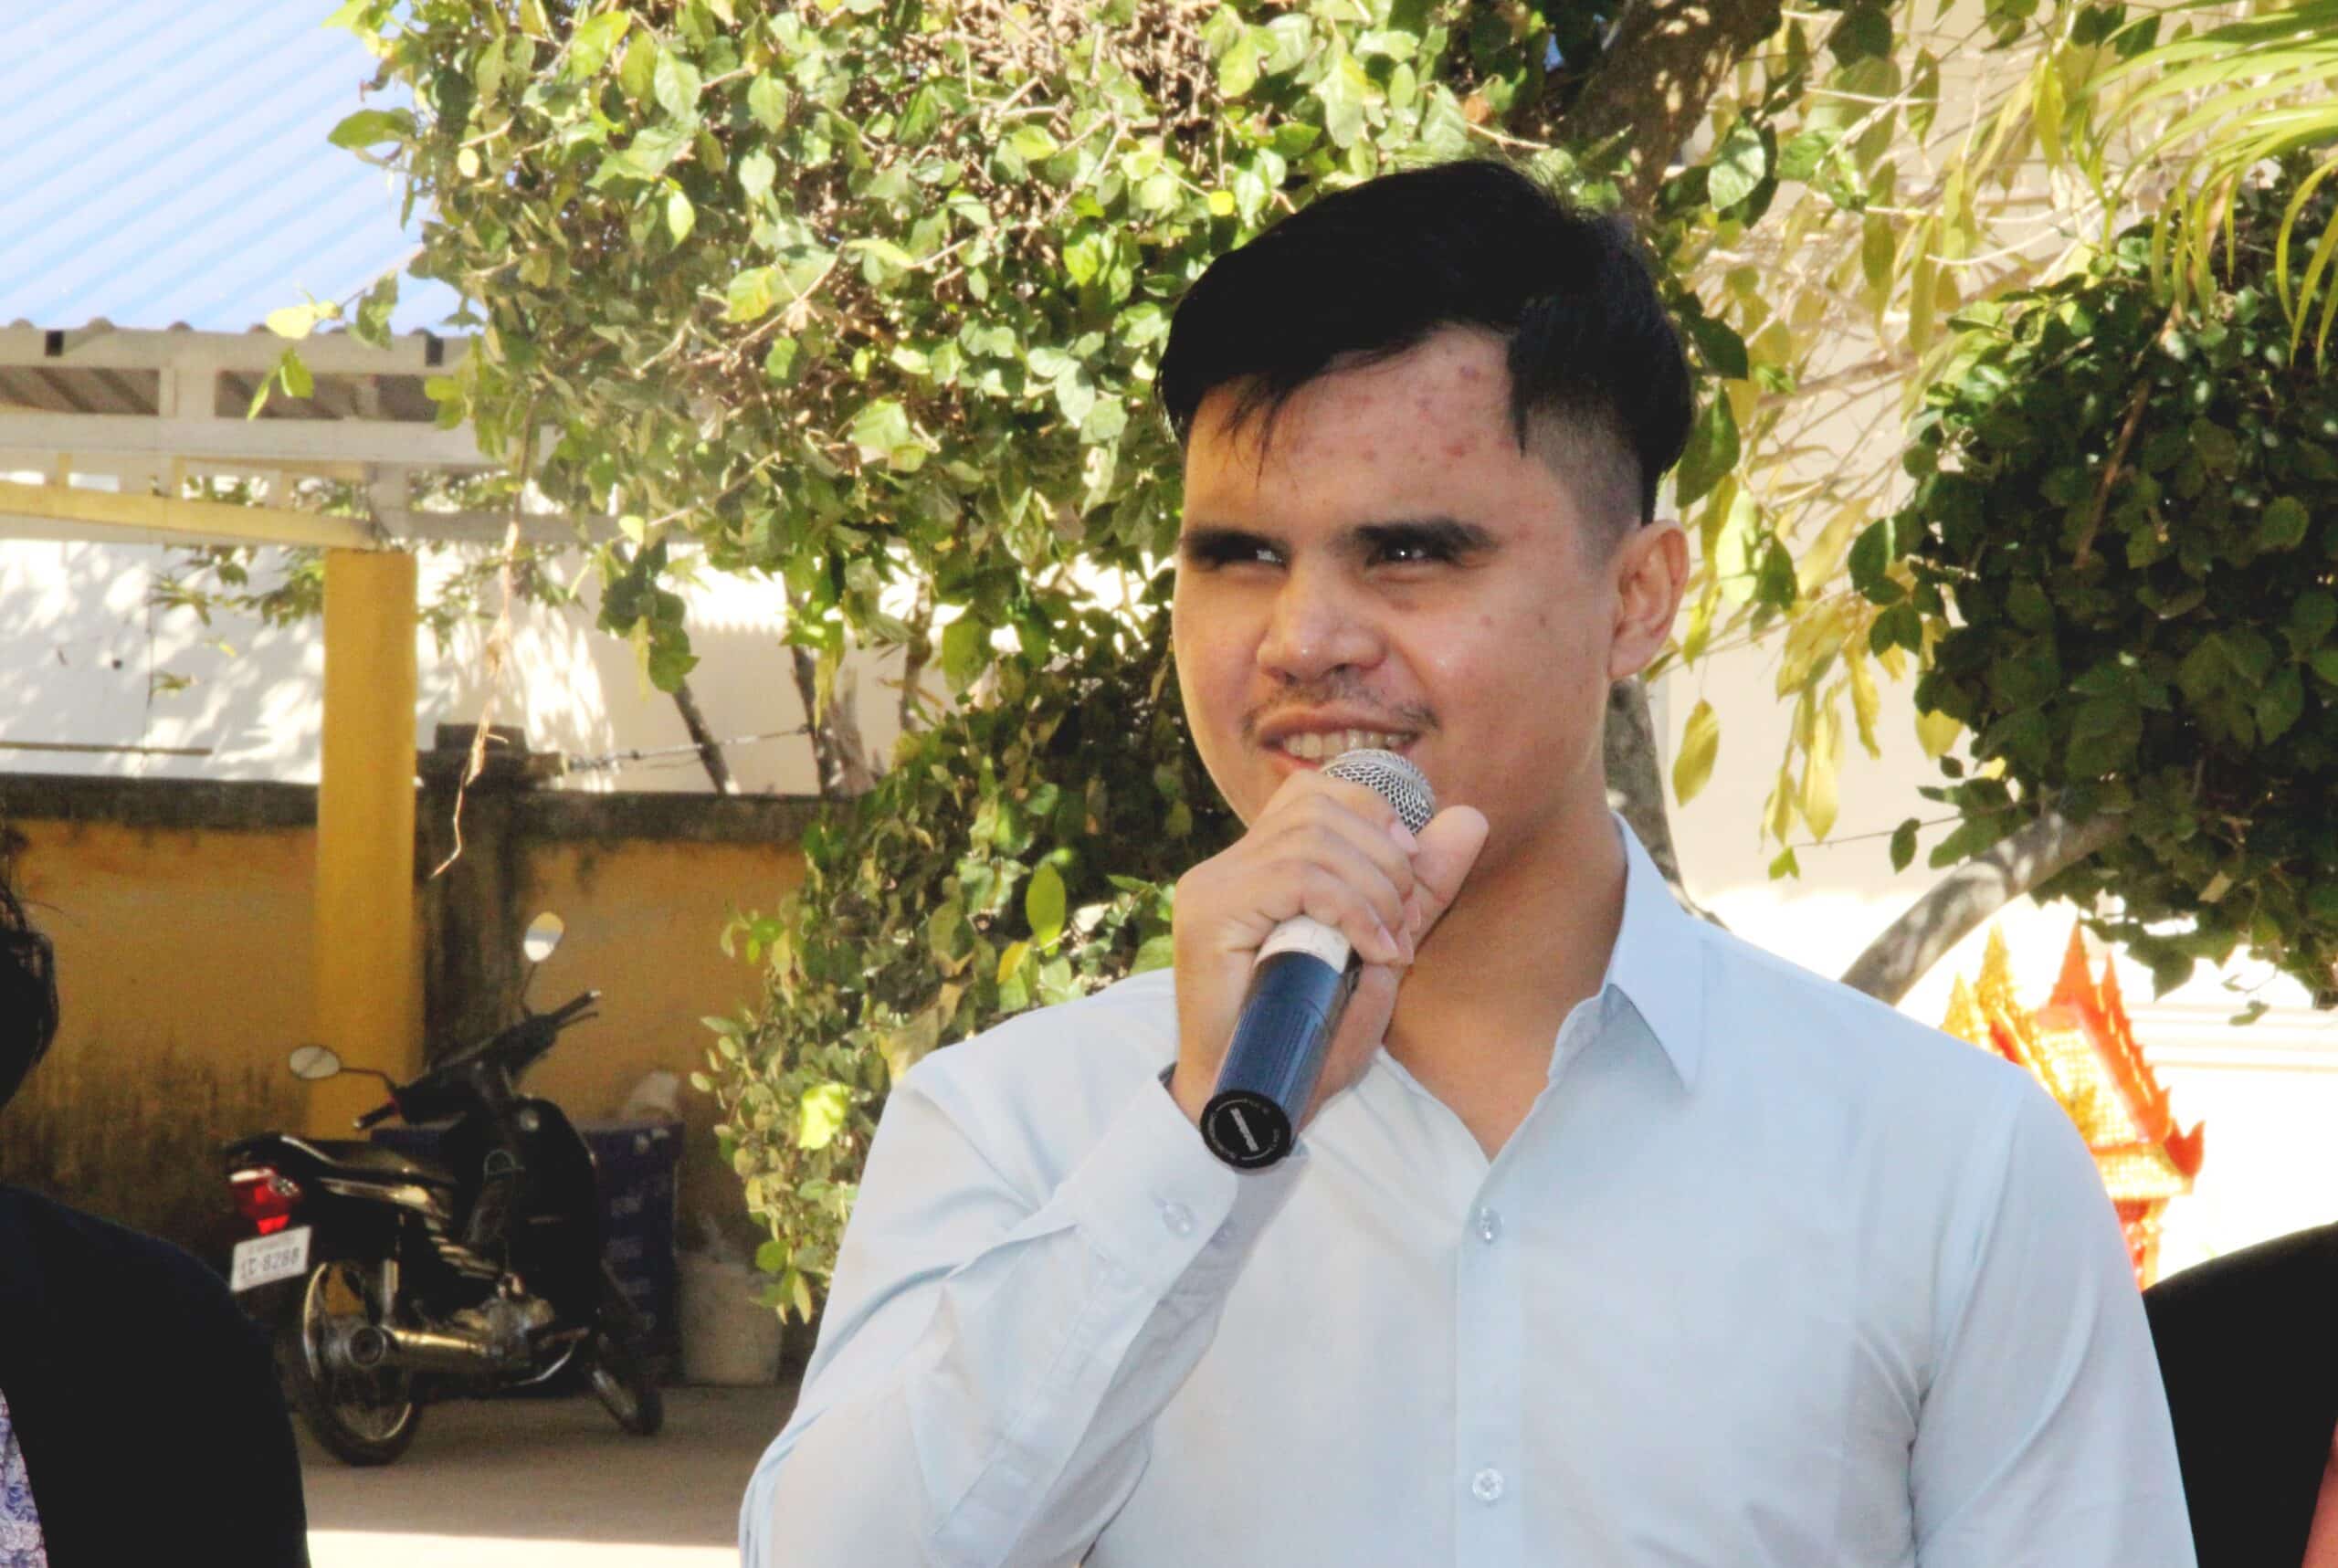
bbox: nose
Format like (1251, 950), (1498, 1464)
(1257, 563), (1384, 684)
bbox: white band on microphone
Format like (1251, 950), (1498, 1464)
(1258, 914), (1352, 971)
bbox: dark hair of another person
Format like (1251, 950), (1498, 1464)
(0, 876), (58, 1112)
(1157, 158), (1695, 541)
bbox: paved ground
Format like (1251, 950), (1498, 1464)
(302, 1383), (797, 1568)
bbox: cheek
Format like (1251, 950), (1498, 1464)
(1171, 592), (1250, 724)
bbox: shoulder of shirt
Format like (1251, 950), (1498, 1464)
(898, 965), (1178, 1109)
(1679, 914), (2038, 1117)
(0, 1183), (252, 1331)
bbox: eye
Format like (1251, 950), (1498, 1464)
(1181, 533), (1284, 570)
(1372, 537), (1456, 567)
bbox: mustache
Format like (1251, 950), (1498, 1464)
(1239, 689), (1438, 744)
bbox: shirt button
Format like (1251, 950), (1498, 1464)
(1159, 1200), (1195, 1237)
(1473, 1205), (1501, 1244)
(1470, 1467), (1505, 1504)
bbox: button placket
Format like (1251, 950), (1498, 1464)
(1457, 1173), (1524, 1563)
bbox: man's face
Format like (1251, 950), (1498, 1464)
(1172, 327), (1669, 868)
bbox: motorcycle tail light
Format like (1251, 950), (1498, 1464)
(229, 1167), (302, 1236)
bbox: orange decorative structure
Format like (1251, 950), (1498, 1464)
(1942, 925), (2206, 1286)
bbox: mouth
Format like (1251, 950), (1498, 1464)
(1263, 728), (1418, 765)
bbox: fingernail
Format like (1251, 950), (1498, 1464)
(1388, 820), (1417, 851)
(1374, 921), (1403, 964)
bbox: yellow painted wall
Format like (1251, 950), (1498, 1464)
(1, 805), (804, 1263)
(0, 818), (314, 1261)
(515, 837), (806, 1248)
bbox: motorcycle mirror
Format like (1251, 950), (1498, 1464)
(287, 1044), (343, 1082)
(521, 912), (565, 965)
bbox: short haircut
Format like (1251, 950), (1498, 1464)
(0, 874), (58, 1112)
(1158, 158), (1694, 541)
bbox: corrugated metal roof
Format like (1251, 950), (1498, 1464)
(0, 0), (464, 333)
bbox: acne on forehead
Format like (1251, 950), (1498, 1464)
(1183, 331), (1588, 541)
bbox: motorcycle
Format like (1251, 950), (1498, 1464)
(221, 912), (664, 1465)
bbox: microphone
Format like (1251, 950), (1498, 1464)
(1200, 749), (1436, 1170)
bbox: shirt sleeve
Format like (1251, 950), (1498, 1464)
(739, 1063), (1302, 1568)
(1911, 1078), (2197, 1568)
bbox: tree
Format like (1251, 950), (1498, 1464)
(313, 0), (2338, 1316)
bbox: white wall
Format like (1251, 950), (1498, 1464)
(0, 536), (904, 796)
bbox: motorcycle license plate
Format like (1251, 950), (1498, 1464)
(230, 1226), (311, 1293)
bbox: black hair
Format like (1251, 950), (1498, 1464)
(1157, 158), (1694, 535)
(0, 871), (58, 1112)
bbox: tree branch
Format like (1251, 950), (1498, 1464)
(669, 676), (736, 795)
(1838, 809), (2131, 1005)
(789, 644), (879, 801)
(1544, 0), (1788, 214)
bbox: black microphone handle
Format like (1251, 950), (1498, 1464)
(1200, 936), (1361, 1170)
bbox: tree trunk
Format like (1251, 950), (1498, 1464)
(1543, 0), (1789, 214)
(1602, 678), (1724, 926)
(790, 644), (879, 801)
(669, 677), (735, 795)
(1838, 810), (2132, 1005)
(898, 579), (936, 735)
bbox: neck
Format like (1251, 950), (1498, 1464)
(1385, 793), (1629, 1066)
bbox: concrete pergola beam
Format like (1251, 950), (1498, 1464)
(0, 411), (496, 469)
(0, 324), (468, 377)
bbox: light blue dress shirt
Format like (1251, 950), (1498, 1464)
(742, 820), (2195, 1567)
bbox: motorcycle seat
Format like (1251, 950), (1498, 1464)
(284, 1136), (458, 1187)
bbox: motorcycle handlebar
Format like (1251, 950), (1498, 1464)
(354, 1100), (399, 1131)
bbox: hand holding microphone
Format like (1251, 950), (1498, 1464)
(1167, 750), (1488, 1167)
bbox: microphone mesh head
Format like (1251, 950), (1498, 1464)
(1322, 749), (1436, 834)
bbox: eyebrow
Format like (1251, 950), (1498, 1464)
(1178, 517), (1501, 562)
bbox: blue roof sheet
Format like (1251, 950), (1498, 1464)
(0, 0), (465, 332)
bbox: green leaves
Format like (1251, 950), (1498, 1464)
(1672, 699), (1721, 805)
(1829, 5), (1893, 63)
(1674, 397), (1741, 506)
(652, 49), (702, 121)
(2259, 495), (2310, 552)
(747, 73), (789, 132)
(326, 108), (414, 151)
(739, 149), (776, 206)
(1026, 862), (1067, 948)
(1889, 817), (1920, 872)
(848, 398), (928, 470)
(940, 614), (987, 689)
(597, 121), (692, 184)
(1314, 45), (1374, 148)
(725, 268), (778, 323)
(1900, 183), (2338, 999)
(1705, 121), (1770, 213)
(795, 1082), (851, 1151)
(568, 10), (631, 79)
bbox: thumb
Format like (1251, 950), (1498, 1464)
(1402, 805), (1489, 945)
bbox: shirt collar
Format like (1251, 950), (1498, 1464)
(1598, 814), (1708, 1089)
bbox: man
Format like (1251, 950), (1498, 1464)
(741, 159), (2192, 1566)
(2146, 1222), (2338, 1565)
(0, 872), (309, 1565)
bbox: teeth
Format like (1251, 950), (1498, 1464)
(1280, 731), (1406, 760)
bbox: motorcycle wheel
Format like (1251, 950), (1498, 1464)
(584, 1271), (664, 1437)
(279, 1259), (423, 1467)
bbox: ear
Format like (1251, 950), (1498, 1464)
(1606, 519), (1690, 681)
